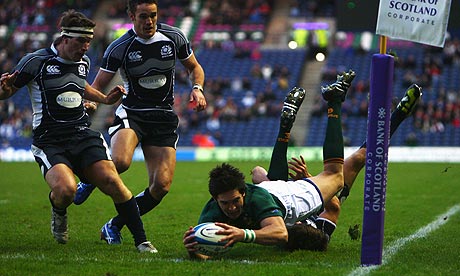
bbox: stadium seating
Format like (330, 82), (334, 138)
(177, 48), (307, 147)
(1, 1), (460, 149)
(306, 33), (460, 147)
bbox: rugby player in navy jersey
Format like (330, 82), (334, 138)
(0, 10), (157, 253)
(73, 0), (207, 245)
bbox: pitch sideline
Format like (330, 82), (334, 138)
(347, 204), (460, 276)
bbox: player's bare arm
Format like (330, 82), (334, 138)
(91, 70), (116, 91)
(83, 83), (126, 105)
(0, 71), (19, 100)
(215, 216), (288, 246)
(181, 54), (206, 112)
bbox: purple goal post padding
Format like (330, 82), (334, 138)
(361, 54), (394, 266)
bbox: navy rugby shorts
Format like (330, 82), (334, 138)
(108, 106), (179, 149)
(31, 128), (111, 180)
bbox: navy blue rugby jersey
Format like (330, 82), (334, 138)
(12, 44), (90, 139)
(99, 23), (193, 109)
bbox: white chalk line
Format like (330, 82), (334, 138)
(347, 204), (460, 276)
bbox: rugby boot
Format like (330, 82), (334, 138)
(396, 84), (422, 117)
(73, 182), (96, 205)
(321, 69), (356, 102)
(137, 241), (159, 253)
(51, 208), (68, 244)
(100, 218), (123, 244)
(281, 87), (306, 130)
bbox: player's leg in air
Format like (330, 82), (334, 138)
(336, 83), (423, 204)
(284, 69), (355, 251)
(315, 83), (422, 241)
(251, 86), (306, 184)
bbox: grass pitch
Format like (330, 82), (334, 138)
(0, 161), (459, 276)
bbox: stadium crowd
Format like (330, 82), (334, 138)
(313, 37), (460, 137)
(1, 0), (460, 148)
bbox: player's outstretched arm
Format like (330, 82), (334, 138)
(83, 83), (126, 105)
(215, 216), (288, 246)
(0, 71), (19, 100)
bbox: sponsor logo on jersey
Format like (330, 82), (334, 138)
(78, 65), (87, 76)
(138, 75), (167, 89)
(160, 45), (173, 58)
(128, 51), (142, 62)
(46, 65), (61, 75)
(56, 92), (82, 108)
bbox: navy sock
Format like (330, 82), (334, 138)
(112, 188), (160, 230)
(136, 188), (161, 216)
(115, 197), (147, 246)
(49, 192), (66, 215)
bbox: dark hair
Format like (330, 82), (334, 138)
(55, 10), (95, 44)
(208, 163), (246, 198)
(285, 224), (329, 251)
(127, 0), (158, 14)
(59, 10), (95, 29)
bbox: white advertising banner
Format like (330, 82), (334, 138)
(376, 0), (452, 47)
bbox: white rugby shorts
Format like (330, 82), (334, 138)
(257, 178), (323, 226)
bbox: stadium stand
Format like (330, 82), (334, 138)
(1, 0), (460, 149)
(306, 35), (460, 147)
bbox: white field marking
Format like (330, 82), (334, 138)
(1, 253), (309, 266)
(347, 204), (460, 276)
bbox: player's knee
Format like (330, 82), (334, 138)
(150, 179), (171, 199)
(329, 170), (344, 192)
(113, 158), (131, 173)
(336, 173), (344, 191)
(97, 174), (127, 196)
(325, 196), (341, 214)
(53, 185), (75, 205)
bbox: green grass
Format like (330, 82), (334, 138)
(0, 161), (459, 276)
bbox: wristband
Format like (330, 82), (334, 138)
(243, 229), (256, 243)
(192, 84), (203, 93)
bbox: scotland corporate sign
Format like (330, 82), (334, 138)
(376, 0), (452, 47)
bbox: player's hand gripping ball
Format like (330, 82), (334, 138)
(193, 222), (232, 256)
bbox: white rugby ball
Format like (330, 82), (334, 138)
(193, 222), (232, 256)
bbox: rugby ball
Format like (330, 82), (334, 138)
(193, 222), (232, 256)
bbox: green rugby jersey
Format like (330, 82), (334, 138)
(198, 184), (285, 229)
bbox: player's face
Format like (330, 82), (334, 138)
(130, 3), (158, 39)
(215, 189), (245, 220)
(62, 36), (92, 61)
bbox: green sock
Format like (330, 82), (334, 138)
(323, 101), (344, 162)
(267, 131), (289, 181)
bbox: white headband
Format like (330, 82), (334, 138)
(61, 26), (94, 38)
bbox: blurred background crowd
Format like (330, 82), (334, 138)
(1, 0), (460, 148)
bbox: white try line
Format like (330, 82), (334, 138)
(347, 204), (460, 276)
